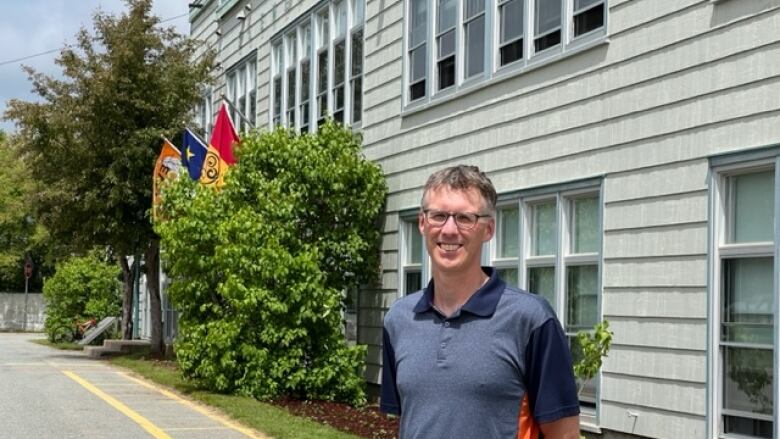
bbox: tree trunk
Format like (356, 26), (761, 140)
(144, 238), (164, 355)
(119, 256), (133, 340)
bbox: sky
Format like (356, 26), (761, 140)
(0, 1), (190, 133)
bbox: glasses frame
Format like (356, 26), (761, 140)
(422, 209), (492, 230)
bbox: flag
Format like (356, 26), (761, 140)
(182, 129), (208, 180)
(210, 102), (240, 165)
(182, 128), (227, 188)
(153, 138), (182, 220)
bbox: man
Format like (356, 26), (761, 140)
(380, 165), (581, 439)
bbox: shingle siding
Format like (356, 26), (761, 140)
(191, 1), (780, 436)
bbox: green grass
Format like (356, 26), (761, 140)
(29, 338), (83, 350)
(109, 356), (362, 439)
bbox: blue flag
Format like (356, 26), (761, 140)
(181, 129), (208, 180)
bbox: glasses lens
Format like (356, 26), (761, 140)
(455, 212), (478, 229)
(428, 210), (449, 225)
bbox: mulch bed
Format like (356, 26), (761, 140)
(272, 397), (399, 439)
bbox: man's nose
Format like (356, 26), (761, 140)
(440, 215), (459, 233)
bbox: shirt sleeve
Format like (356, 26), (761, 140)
(380, 327), (401, 415)
(525, 318), (581, 423)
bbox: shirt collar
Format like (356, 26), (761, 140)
(413, 267), (505, 317)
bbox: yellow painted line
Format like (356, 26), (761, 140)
(163, 427), (231, 431)
(116, 371), (269, 439)
(62, 370), (172, 439)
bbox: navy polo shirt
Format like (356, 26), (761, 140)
(380, 267), (580, 439)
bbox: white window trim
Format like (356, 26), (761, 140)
(707, 154), (780, 439)
(402, 0), (607, 111)
(269, 0), (365, 132)
(490, 183), (603, 428)
(225, 52), (257, 132)
(398, 213), (430, 297)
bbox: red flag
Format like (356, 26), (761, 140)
(210, 102), (240, 165)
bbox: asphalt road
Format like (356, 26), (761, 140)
(0, 333), (266, 439)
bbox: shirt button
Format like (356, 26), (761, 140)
(440, 343), (446, 348)
(444, 322), (450, 328)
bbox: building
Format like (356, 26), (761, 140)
(189, 0), (780, 437)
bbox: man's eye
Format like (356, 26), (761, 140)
(456, 214), (475, 225)
(430, 212), (448, 222)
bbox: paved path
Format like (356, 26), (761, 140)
(0, 333), (268, 439)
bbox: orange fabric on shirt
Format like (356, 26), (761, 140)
(517, 394), (540, 439)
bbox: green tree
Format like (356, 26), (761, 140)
(43, 251), (121, 342)
(4, 0), (214, 352)
(156, 123), (387, 405)
(0, 131), (53, 292)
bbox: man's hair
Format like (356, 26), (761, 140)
(421, 165), (497, 214)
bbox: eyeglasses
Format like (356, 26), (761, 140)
(422, 209), (492, 230)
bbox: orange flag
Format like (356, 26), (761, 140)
(152, 138), (182, 220)
(210, 102), (240, 165)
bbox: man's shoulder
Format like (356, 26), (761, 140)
(384, 291), (424, 322)
(496, 285), (557, 324)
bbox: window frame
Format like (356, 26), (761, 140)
(402, 0), (607, 109)
(490, 181), (603, 425)
(708, 151), (780, 439)
(226, 52), (258, 132)
(269, 0), (365, 131)
(398, 212), (430, 296)
(194, 88), (213, 139)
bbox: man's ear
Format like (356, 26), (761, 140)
(483, 217), (496, 242)
(418, 210), (425, 234)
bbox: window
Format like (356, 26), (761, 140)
(270, 0), (365, 131)
(464, 0), (486, 79)
(350, 0), (364, 124)
(490, 184), (602, 412)
(494, 204), (520, 287)
(332, 1), (347, 122)
(317, 10), (330, 127)
(498, 0), (523, 65)
(711, 160), (776, 439)
(272, 44), (283, 126)
(405, 0), (607, 105)
(300, 25), (312, 132)
(573, 0), (605, 38)
(227, 54), (257, 132)
(400, 217), (427, 295)
(194, 89), (213, 139)
(286, 33), (298, 127)
(408, 0), (428, 101)
(533, 0), (561, 52)
(436, 0), (456, 90)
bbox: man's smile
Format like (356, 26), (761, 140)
(438, 243), (463, 252)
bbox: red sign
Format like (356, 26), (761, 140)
(24, 259), (32, 279)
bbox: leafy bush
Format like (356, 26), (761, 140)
(42, 251), (121, 342)
(156, 122), (387, 406)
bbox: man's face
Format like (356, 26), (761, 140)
(419, 186), (495, 276)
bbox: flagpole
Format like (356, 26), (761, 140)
(220, 94), (255, 129)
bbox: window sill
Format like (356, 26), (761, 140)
(401, 36), (610, 119)
(580, 406), (600, 433)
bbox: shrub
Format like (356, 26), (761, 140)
(42, 251), (121, 342)
(156, 122), (387, 406)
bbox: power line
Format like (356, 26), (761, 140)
(0, 48), (67, 67)
(0, 12), (190, 67)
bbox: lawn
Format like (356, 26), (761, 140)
(108, 355), (368, 439)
